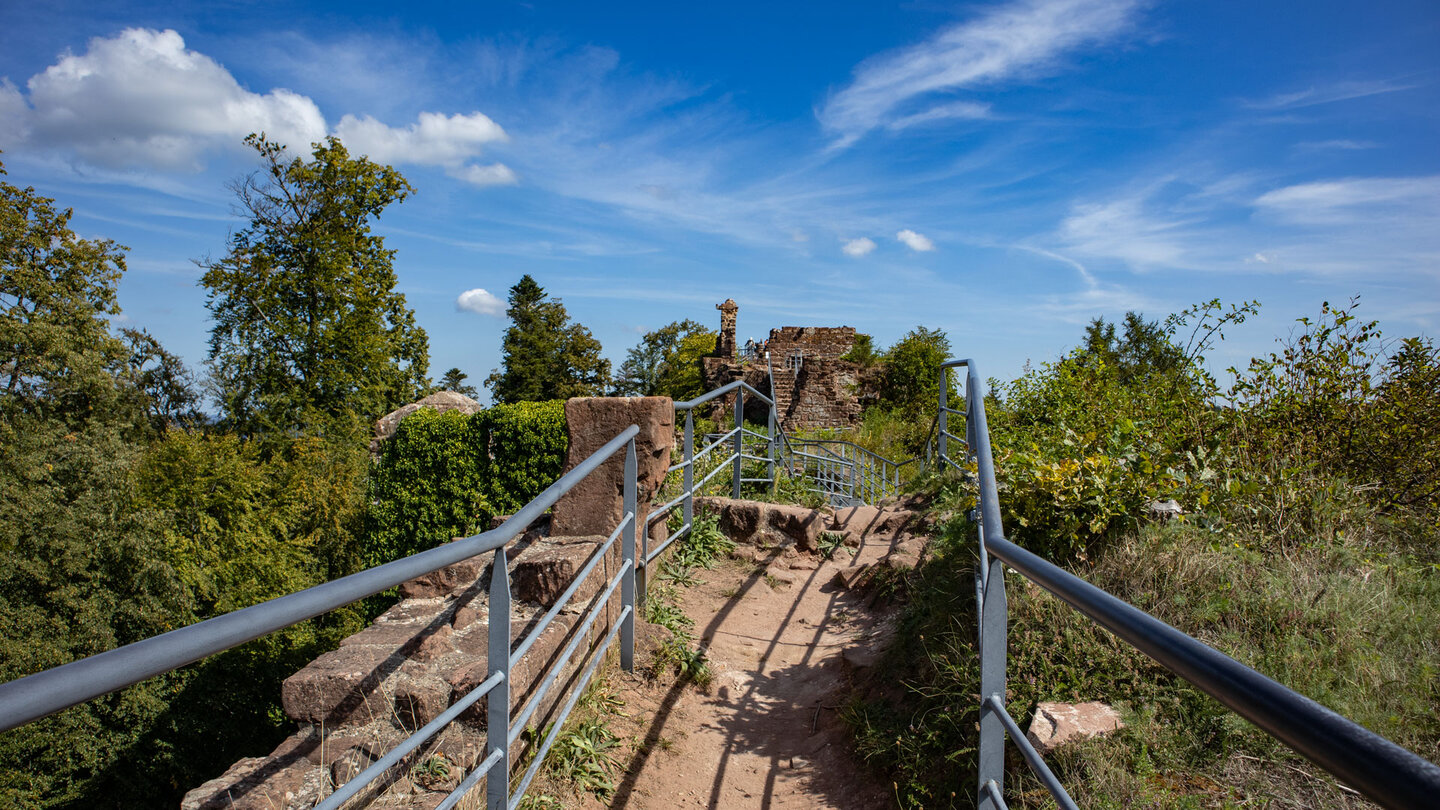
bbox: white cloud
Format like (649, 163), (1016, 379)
(334, 111), (515, 185)
(820, 0), (1145, 146)
(456, 288), (506, 316)
(896, 228), (935, 251)
(18, 28), (326, 170)
(1058, 193), (1194, 268)
(842, 237), (877, 257)
(1245, 79), (1417, 111)
(886, 101), (992, 132)
(1253, 176), (1440, 226)
(449, 163), (519, 187)
(3, 28), (516, 185)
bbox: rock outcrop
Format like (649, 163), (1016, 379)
(371, 391), (484, 454)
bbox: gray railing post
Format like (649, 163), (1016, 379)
(732, 388), (744, 499)
(767, 405), (777, 491)
(621, 439), (637, 671)
(977, 546), (1007, 809)
(486, 547), (511, 810)
(938, 366), (949, 463)
(683, 411), (694, 533)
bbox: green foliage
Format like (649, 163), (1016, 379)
(202, 134), (429, 435)
(364, 401), (567, 567)
(120, 327), (202, 432)
(544, 718), (621, 799)
(486, 275), (610, 403)
(365, 409), (490, 567)
(437, 367), (478, 398)
(879, 326), (955, 418)
(1, 160), (132, 426)
(839, 332), (880, 368)
(652, 330), (716, 402)
(613, 319), (711, 396)
(480, 400), (568, 515)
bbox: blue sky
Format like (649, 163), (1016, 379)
(2, 0), (1437, 403)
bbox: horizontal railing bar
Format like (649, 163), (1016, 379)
(691, 453), (736, 492)
(738, 477), (771, 483)
(644, 521), (692, 566)
(435, 745), (505, 810)
(940, 430), (966, 444)
(940, 406), (965, 416)
(508, 559), (631, 743)
(982, 779), (1009, 810)
(985, 535), (1440, 809)
(511, 515), (629, 667)
(738, 452), (769, 463)
(739, 427), (771, 442)
(694, 428), (740, 460)
(981, 694), (1079, 810)
(509, 605), (632, 807)
(0, 424), (642, 732)
(647, 491), (688, 525)
(673, 379), (775, 409)
(316, 670), (504, 810)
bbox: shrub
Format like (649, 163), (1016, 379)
(480, 400), (567, 515)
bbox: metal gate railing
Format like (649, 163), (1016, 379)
(941, 358), (1440, 810)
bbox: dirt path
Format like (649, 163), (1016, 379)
(600, 505), (922, 810)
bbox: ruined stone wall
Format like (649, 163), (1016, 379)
(766, 326), (856, 364)
(784, 360), (863, 431)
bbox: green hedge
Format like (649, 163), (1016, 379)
(365, 401), (568, 567)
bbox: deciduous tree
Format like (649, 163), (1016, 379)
(201, 135), (429, 435)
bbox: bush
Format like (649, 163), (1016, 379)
(480, 400), (567, 515)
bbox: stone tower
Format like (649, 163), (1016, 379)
(715, 298), (738, 359)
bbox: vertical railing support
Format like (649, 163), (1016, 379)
(767, 404), (777, 491)
(977, 549), (1007, 810)
(683, 411), (694, 534)
(486, 548), (511, 810)
(621, 439), (637, 672)
(938, 366), (949, 464)
(732, 388), (744, 499)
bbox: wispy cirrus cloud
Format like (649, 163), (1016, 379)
(818, 0), (1148, 148)
(1244, 78), (1419, 110)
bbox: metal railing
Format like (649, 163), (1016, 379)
(0, 425), (647, 810)
(943, 358), (1440, 810)
(781, 439), (912, 506)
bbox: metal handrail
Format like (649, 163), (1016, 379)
(946, 358), (1440, 810)
(0, 424), (648, 810)
(0, 424), (641, 733)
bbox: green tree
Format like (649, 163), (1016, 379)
(613, 319), (709, 396)
(652, 330), (716, 402)
(120, 327), (201, 431)
(485, 275), (610, 403)
(437, 367), (478, 398)
(201, 134), (429, 435)
(878, 326), (954, 417)
(1, 160), (131, 426)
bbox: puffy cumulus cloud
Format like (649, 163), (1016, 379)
(841, 237), (877, 257)
(3, 28), (516, 185)
(17, 28), (326, 170)
(896, 229), (935, 251)
(334, 112), (517, 186)
(456, 288), (506, 316)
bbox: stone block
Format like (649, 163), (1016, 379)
(1025, 701), (1125, 755)
(281, 644), (397, 725)
(510, 537), (613, 607)
(695, 496), (762, 542)
(394, 673), (453, 728)
(399, 552), (489, 599)
(765, 504), (826, 551)
(180, 757), (324, 810)
(552, 397), (674, 538)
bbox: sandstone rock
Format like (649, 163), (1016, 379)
(1025, 701), (1125, 755)
(703, 496), (762, 541)
(329, 745), (379, 786)
(394, 674), (453, 728)
(281, 644), (396, 724)
(371, 391), (483, 454)
(1147, 499), (1184, 521)
(552, 397), (674, 538)
(832, 564), (871, 590)
(180, 756), (321, 810)
(399, 552), (489, 599)
(765, 503), (826, 551)
(510, 537), (613, 607)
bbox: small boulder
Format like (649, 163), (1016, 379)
(1025, 701), (1125, 755)
(371, 391), (483, 454)
(1146, 499), (1184, 521)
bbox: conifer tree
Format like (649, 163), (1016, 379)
(486, 275), (610, 403)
